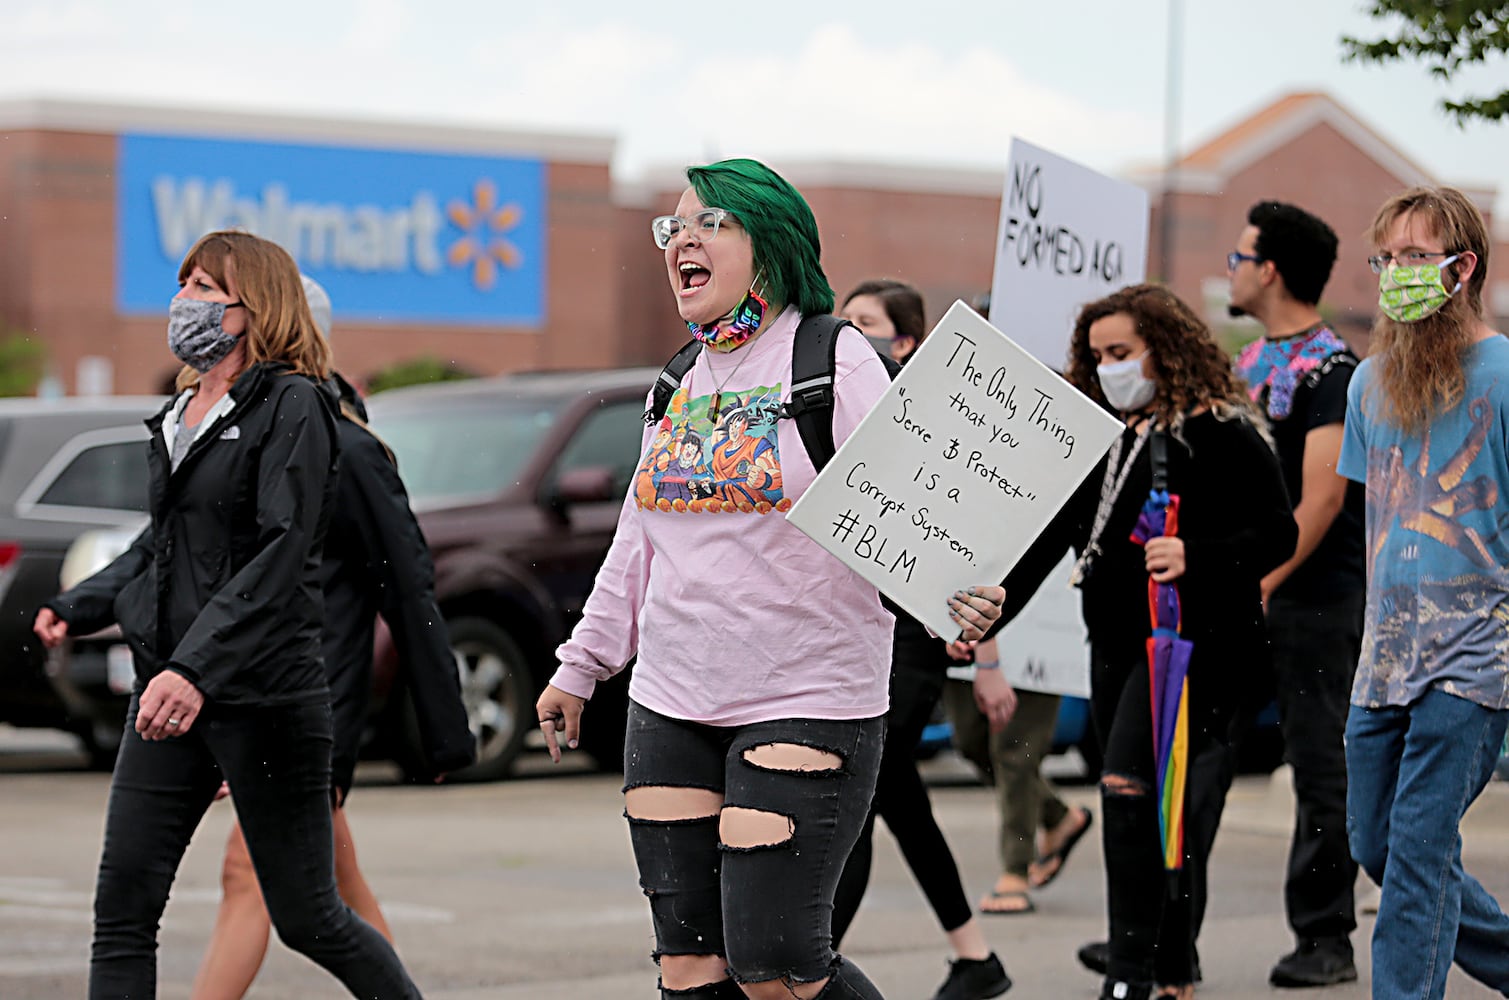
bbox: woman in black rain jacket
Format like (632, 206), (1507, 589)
(33, 231), (424, 1000)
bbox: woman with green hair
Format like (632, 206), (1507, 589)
(536, 159), (1008, 1000)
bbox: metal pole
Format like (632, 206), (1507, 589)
(1160, 0), (1184, 285)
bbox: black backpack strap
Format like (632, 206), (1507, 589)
(1300, 350), (1358, 392)
(781, 314), (850, 472)
(1150, 428), (1169, 494)
(644, 339), (703, 425)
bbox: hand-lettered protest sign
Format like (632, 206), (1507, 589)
(786, 302), (1122, 642)
(990, 138), (1149, 368)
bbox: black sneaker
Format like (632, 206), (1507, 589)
(933, 953), (1011, 1000)
(1269, 938), (1358, 988)
(1077, 941), (1109, 975)
(1079, 940), (1203, 983)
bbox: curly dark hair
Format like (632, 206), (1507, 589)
(1066, 283), (1265, 437)
(1248, 201), (1338, 306)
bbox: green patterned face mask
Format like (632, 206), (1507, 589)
(1378, 255), (1460, 323)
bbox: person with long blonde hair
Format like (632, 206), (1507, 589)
(1339, 186), (1509, 1000)
(34, 231), (424, 999)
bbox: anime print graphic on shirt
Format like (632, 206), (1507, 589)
(635, 384), (791, 514)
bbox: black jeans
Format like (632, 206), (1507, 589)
(91, 695), (421, 999)
(832, 631), (973, 945)
(1268, 588), (1363, 945)
(623, 701), (886, 999)
(1093, 644), (1237, 987)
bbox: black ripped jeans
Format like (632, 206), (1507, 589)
(90, 695), (421, 999)
(1092, 643), (1238, 989)
(623, 701), (886, 999)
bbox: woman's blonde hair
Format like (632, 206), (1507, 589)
(174, 231), (331, 391)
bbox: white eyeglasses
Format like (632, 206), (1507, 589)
(651, 208), (737, 250)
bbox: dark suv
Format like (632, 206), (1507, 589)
(0, 398), (162, 759)
(53, 369), (654, 779)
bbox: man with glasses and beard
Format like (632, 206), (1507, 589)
(1229, 202), (1364, 989)
(1338, 186), (1509, 1000)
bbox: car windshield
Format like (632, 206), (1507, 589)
(371, 398), (560, 504)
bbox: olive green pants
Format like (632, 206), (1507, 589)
(943, 679), (1069, 876)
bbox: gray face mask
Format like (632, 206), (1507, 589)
(168, 298), (242, 372)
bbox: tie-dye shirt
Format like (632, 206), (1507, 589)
(551, 307), (897, 726)
(1235, 324), (1352, 421)
(1337, 335), (1509, 711)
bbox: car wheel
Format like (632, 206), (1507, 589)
(441, 617), (533, 782)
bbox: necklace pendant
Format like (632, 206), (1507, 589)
(709, 392), (721, 422)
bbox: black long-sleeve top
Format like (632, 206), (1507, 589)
(321, 381), (474, 791)
(999, 410), (1297, 712)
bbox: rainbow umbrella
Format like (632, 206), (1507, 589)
(1131, 487), (1191, 871)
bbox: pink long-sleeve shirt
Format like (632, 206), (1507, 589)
(550, 308), (896, 725)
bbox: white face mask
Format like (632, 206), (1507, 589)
(1096, 353), (1157, 413)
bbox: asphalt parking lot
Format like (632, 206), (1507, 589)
(2, 725), (1505, 999)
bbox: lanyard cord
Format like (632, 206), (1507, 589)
(1070, 422), (1151, 587)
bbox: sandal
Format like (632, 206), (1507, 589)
(1029, 807), (1093, 888)
(978, 889), (1036, 915)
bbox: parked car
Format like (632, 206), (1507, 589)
(51, 368), (657, 780)
(0, 397), (163, 762)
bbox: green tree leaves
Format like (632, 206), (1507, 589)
(1343, 1), (1509, 122)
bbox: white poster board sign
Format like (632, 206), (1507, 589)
(989, 137), (1149, 368)
(787, 301), (1121, 643)
(995, 552), (1090, 697)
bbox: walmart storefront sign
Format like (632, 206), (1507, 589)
(118, 134), (545, 325)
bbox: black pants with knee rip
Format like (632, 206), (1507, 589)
(623, 701), (886, 999)
(1092, 643), (1239, 988)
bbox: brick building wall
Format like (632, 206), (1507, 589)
(1, 95), (1505, 396)
(0, 102), (620, 395)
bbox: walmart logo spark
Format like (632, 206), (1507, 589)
(446, 179), (526, 291)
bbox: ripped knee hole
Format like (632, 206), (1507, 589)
(719, 806), (795, 849)
(1101, 773), (1149, 796)
(741, 742), (844, 773)
(625, 785), (724, 822)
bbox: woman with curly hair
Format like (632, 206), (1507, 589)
(999, 284), (1296, 1000)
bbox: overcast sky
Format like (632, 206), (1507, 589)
(4, 0), (1508, 218)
